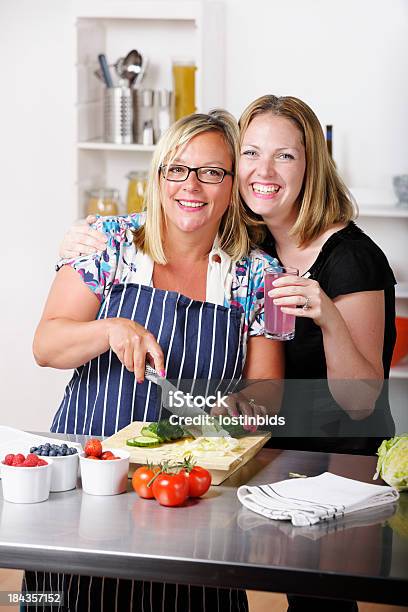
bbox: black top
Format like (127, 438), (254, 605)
(261, 222), (397, 455)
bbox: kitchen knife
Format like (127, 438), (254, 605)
(144, 365), (230, 437)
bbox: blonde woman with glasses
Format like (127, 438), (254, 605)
(31, 110), (283, 612)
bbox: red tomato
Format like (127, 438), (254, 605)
(152, 470), (189, 507)
(132, 466), (158, 499)
(186, 466), (212, 497)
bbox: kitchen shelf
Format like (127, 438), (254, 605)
(78, 140), (155, 152)
(74, 0), (225, 217)
(357, 205), (408, 218)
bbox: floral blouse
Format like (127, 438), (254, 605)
(57, 214), (279, 347)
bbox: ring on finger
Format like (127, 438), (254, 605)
(302, 296), (312, 310)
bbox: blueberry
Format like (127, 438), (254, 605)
(30, 446), (37, 453)
(33, 450), (41, 455)
(49, 450), (57, 456)
(61, 444), (68, 449)
(44, 443), (51, 449)
(60, 448), (67, 455)
(41, 450), (49, 456)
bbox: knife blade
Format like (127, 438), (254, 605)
(144, 365), (230, 437)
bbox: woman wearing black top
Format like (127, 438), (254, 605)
(60, 97), (396, 611)
(239, 95), (396, 456)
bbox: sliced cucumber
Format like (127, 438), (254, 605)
(140, 427), (163, 442)
(126, 436), (161, 448)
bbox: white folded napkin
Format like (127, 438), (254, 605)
(237, 472), (399, 527)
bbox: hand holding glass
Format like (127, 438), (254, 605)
(264, 266), (299, 340)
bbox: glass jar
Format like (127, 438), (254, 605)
(172, 60), (196, 120)
(86, 188), (120, 216)
(126, 171), (148, 213)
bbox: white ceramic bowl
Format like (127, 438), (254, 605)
(1, 459), (53, 504)
(49, 452), (79, 492)
(79, 449), (130, 496)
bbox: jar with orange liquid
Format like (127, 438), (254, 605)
(172, 60), (196, 120)
(126, 171), (147, 213)
(86, 188), (120, 216)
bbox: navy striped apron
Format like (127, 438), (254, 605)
(51, 283), (243, 437)
(26, 281), (249, 611)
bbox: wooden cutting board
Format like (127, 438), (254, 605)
(103, 421), (271, 485)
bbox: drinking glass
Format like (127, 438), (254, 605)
(264, 266), (299, 340)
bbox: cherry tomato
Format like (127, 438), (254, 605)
(186, 466), (212, 497)
(132, 466), (158, 499)
(152, 470), (189, 507)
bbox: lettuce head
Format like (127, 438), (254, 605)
(374, 435), (408, 491)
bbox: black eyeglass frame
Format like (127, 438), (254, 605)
(159, 164), (234, 184)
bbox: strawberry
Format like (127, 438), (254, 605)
(84, 439), (103, 458)
(101, 451), (114, 460)
(3, 454), (15, 466)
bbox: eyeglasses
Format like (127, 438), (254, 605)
(160, 164), (234, 184)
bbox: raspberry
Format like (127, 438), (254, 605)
(12, 454), (25, 466)
(22, 458), (38, 467)
(36, 459), (48, 466)
(85, 455), (100, 460)
(26, 453), (39, 465)
(3, 454), (15, 466)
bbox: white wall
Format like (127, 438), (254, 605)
(0, 0), (407, 431)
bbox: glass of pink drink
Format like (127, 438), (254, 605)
(264, 266), (299, 340)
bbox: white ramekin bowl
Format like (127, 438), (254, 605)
(49, 452), (79, 492)
(1, 459), (53, 504)
(79, 449), (130, 496)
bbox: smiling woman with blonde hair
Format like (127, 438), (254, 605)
(31, 109), (283, 612)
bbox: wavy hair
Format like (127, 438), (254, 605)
(239, 95), (356, 246)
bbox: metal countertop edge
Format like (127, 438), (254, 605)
(0, 544), (407, 606)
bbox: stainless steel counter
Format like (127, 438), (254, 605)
(0, 433), (407, 605)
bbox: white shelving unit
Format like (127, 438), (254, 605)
(74, 0), (225, 216)
(356, 204), (408, 379)
(358, 205), (408, 218)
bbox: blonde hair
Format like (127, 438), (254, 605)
(239, 95), (357, 246)
(134, 110), (251, 263)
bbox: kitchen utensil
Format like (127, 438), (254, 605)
(116, 49), (143, 88)
(134, 89), (155, 144)
(104, 87), (133, 144)
(104, 422), (271, 485)
(49, 452), (79, 492)
(1, 459), (53, 504)
(144, 365), (229, 436)
(154, 89), (173, 141)
(79, 449), (130, 496)
(98, 54), (114, 88)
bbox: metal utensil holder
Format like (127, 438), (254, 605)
(104, 87), (133, 144)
